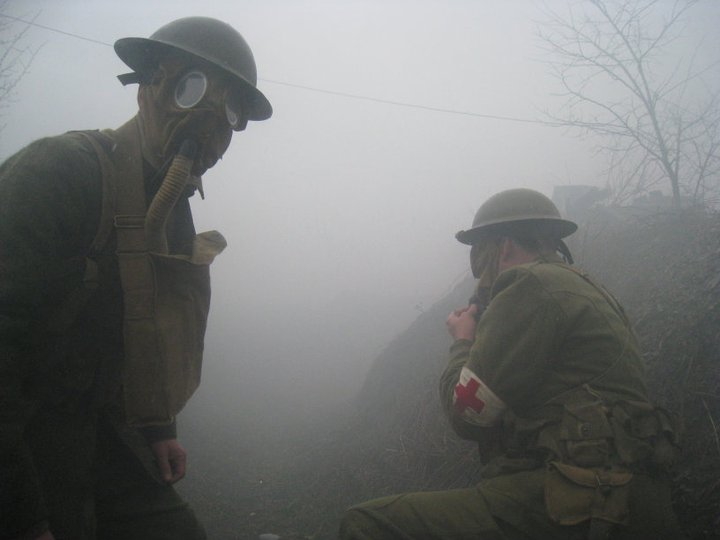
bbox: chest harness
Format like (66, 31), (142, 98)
(78, 117), (226, 427)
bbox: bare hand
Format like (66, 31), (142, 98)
(33, 531), (55, 540)
(446, 304), (478, 341)
(150, 439), (187, 484)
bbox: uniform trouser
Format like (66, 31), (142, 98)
(338, 469), (684, 540)
(25, 407), (205, 540)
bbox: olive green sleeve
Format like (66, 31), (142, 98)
(0, 135), (101, 536)
(468, 266), (567, 412)
(439, 266), (568, 441)
(439, 339), (472, 423)
(439, 339), (492, 440)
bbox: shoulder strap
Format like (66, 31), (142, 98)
(74, 119), (158, 322)
(73, 119), (146, 256)
(82, 119), (157, 326)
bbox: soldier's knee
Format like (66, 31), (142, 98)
(340, 498), (411, 540)
(338, 507), (365, 540)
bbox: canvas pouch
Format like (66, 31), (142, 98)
(545, 461), (632, 526)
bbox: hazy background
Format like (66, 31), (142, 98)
(2, 0), (718, 434)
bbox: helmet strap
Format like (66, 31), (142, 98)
(118, 72), (142, 86)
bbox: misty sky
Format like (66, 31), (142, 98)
(3, 0), (719, 412)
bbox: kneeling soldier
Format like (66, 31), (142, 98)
(339, 188), (682, 540)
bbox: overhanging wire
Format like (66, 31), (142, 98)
(0, 12), (561, 126)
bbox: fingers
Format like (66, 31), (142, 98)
(169, 449), (187, 483)
(154, 445), (173, 483)
(150, 440), (185, 484)
(447, 304), (477, 323)
(446, 304), (479, 341)
(448, 306), (469, 321)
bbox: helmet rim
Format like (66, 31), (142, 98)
(114, 18), (272, 121)
(456, 188), (578, 245)
(455, 217), (578, 245)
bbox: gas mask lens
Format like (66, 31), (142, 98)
(224, 103), (240, 129)
(174, 70), (244, 129)
(224, 92), (246, 130)
(174, 71), (208, 109)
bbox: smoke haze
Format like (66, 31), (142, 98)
(2, 4), (719, 533)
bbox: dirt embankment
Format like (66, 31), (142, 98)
(578, 209), (720, 539)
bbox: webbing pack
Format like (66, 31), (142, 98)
(78, 117), (225, 426)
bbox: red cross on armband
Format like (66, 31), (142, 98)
(452, 367), (507, 426)
(454, 378), (486, 413)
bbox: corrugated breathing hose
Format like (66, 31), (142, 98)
(145, 139), (197, 253)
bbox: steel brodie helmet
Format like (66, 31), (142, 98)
(114, 16), (272, 121)
(456, 188), (577, 245)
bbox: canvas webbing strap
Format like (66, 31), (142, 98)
(79, 118), (156, 317)
(78, 117), (168, 423)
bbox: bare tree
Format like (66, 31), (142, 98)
(538, 0), (720, 208)
(0, 0), (40, 137)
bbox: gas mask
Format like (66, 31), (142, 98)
(470, 239), (500, 289)
(137, 58), (247, 178)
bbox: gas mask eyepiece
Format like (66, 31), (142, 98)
(224, 102), (240, 129)
(174, 70), (244, 130)
(175, 70), (207, 108)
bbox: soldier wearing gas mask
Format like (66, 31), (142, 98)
(340, 189), (682, 540)
(0, 17), (271, 540)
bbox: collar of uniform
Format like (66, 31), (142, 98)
(536, 253), (564, 264)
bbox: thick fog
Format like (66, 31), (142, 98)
(3, 0), (718, 427)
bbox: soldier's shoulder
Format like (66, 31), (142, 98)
(497, 260), (565, 282)
(528, 261), (606, 296)
(2, 131), (103, 177)
(29, 130), (105, 158)
(530, 260), (573, 278)
(493, 264), (545, 295)
(0, 130), (106, 204)
(498, 261), (584, 290)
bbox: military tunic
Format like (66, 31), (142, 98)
(339, 257), (681, 539)
(0, 128), (204, 539)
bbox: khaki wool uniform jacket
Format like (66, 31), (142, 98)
(441, 256), (649, 436)
(438, 257), (681, 538)
(0, 126), (203, 539)
(338, 257), (682, 540)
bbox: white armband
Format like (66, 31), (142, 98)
(452, 366), (506, 426)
